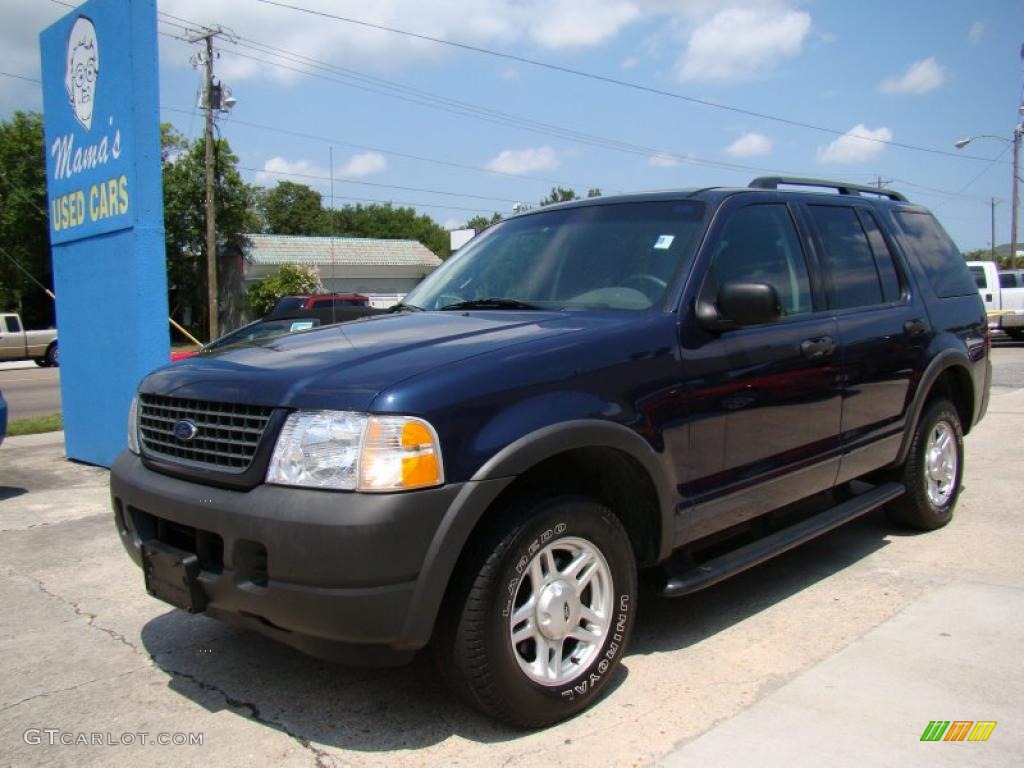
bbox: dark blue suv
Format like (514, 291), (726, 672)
(111, 177), (990, 727)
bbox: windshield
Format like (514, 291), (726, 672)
(205, 318), (321, 351)
(406, 200), (707, 311)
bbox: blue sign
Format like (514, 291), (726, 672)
(40, 0), (169, 467)
(41, 5), (138, 244)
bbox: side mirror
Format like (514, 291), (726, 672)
(696, 281), (782, 331)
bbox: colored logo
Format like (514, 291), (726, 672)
(173, 420), (199, 442)
(920, 721), (997, 742)
(65, 16), (98, 131)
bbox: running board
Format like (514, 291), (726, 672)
(661, 482), (905, 597)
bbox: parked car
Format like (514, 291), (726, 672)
(269, 293), (369, 315)
(967, 260), (1024, 339)
(0, 313), (58, 367)
(0, 388), (7, 446)
(171, 315), (325, 361)
(113, 177), (990, 728)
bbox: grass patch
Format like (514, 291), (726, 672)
(7, 413), (63, 436)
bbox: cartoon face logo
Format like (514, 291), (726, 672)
(64, 16), (99, 131)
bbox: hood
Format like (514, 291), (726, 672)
(140, 311), (586, 411)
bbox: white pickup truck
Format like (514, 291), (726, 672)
(967, 261), (1024, 340)
(0, 313), (59, 367)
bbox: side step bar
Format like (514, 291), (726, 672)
(661, 482), (905, 597)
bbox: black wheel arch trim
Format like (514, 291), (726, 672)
(894, 349), (975, 467)
(398, 420), (675, 649)
(471, 420), (676, 561)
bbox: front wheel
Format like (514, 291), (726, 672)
(434, 496), (637, 728)
(45, 342), (59, 368)
(886, 398), (964, 530)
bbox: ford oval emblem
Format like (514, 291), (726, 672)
(173, 419), (199, 442)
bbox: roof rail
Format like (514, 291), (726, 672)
(748, 176), (907, 202)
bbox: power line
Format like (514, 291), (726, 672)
(161, 106), (593, 190)
(0, 71), (41, 84)
(238, 164), (523, 204)
(252, 0), (1002, 165)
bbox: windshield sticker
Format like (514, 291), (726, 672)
(290, 321), (315, 331)
(653, 235), (675, 250)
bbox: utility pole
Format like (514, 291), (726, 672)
(873, 175), (893, 191)
(188, 27), (226, 340)
(1012, 123), (1021, 270)
(991, 198), (1001, 260)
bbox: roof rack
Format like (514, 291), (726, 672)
(748, 176), (907, 202)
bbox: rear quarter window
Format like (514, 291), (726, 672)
(892, 211), (977, 298)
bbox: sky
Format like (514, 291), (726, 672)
(2, 0), (1022, 252)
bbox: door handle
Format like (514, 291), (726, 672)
(984, 293), (992, 303)
(904, 318), (928, 337)
(800, 336), (835, 360)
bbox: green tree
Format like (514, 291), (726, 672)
(161, 124), (258, 337)
(258, 180), (327, 235)
(0, 111), (52, 328)
(539, 186), (579, 206)
(586, 187), (602, 198)
(247, 264), (323, 316)
(464, 212), (503, 231)
(325, 203), (450, 259)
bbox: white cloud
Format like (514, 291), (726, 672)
(648, 152), (680, 167)
(879, 57), (945, 95)
(443, 217), (462, 230)
(485, 146), (559, 175)
(157, 0), (644, 82)
(677, 7), (811, 82)
(527, 0), (640, 48)
(724, 132), (773, 158)
(968, 20), (986, 45)
(817, 124), (893, 164)
(339, 151), (388, 177)
(255, 157), (329, 185)
(621, 56), (640, 70)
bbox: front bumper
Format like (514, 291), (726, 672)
(111, 451), (477, 663)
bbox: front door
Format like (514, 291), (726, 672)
(678, 200), (843, 542)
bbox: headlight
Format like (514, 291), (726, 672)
(266, 410), (444, 492)
(127, 395), (140, 454)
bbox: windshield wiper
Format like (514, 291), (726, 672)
(388, 302), (423, 312)
(440, 297), (543, 311)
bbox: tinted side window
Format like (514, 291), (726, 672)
(999, 272), (1020, 288)
(970, 266), (987, 288)
(6, 316), (22, 333)
(858, 211), (902, 302)
(709, 204), (812, 316)
(893, 211), (977, 298)
(808, 205), (883, 309)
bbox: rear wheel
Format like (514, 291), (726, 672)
(886, 398), (963, 531)
(34, 358), (48, 367)
(45, 342), (58, 368)
(434, 496), (637, 728)
(1005, 328), (1024, 341)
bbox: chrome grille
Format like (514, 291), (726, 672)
(138, 394), (273, 472)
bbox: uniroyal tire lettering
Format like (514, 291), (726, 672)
(558, 590), (631, 702)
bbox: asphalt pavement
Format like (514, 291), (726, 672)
(0, 361), (61, 421)
(0, 355), (1021, 766)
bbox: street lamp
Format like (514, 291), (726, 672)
(956, 124), (1023, 270)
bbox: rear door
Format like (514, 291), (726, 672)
(801, 202), (929, 483)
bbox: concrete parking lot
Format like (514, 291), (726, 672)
(0, 346), (1022, 767)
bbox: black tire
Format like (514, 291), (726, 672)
(34, 358), (48, 367)
(886, 398), (964, 531)
(433, 496), (637, 728)
(1006, 328), (1024, 341)
(46, 342), (58, 368)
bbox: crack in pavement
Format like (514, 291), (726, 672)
(14, 569), (339, 768)
(0, 665), (151, 714)
(157, 664), (339, 768)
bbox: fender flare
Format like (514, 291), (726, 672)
(397, 420), (675, 649)
(893, 348), (974, 466)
